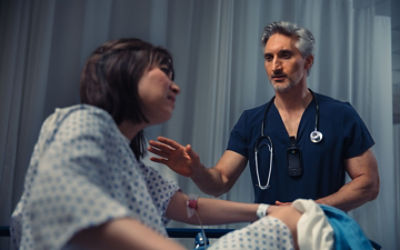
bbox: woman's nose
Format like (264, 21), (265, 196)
(170, 82), (180, 94)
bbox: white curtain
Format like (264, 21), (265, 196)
(1, 0), (398, 249)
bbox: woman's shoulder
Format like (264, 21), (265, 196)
(36, 104), (124, 155)
(42, 104), (115, 132)
(51, 104), (113, 122)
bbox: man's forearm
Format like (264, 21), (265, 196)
(189, 150), (248, 197)
(190, 165), (230, 197)
(316, 174), (379, 211)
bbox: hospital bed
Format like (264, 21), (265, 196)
(166, 227), (382, 250)
(0, 225), (381, 249)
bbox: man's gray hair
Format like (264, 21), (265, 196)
(261, 21), (315, 58)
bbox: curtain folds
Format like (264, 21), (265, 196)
(0, 0), (397, 249)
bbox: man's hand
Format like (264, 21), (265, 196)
(148, 136), (200, 177)
(275, 201), (292, 206)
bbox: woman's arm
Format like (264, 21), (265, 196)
(166, 191), (260, 224)
(166, 192), (301, 249)
(69, 217), (185, 250)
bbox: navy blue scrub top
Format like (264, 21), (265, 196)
(227, 93), (374, 204)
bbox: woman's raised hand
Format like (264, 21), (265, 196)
(148, 136), (200, 177)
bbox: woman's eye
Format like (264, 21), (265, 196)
(160, 67), (170, 75)
(160, 67), (174, 80)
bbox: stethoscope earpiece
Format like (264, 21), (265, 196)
(310, 130), (323, 143)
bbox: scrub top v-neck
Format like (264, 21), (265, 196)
(227, 92), (374, 204)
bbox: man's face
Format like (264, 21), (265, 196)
(263, 33), (312, 93)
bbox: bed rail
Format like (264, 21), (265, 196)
(0, 226), (9, 237)
(166, 228), (233, 238)
(0, 226), (233, 238)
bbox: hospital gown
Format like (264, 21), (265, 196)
(11, 105), (180, 249)
(209, 217), (295, 250)
(11, 104), (296, 250)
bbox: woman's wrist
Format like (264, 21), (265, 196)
(256, 204), (270, 219)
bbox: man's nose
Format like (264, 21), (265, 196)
(272, 58), (282, 71)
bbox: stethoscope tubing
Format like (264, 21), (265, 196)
(255, 89), (322, 190)
(261, 89), (320, 138)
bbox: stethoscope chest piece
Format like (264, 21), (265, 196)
(310, 130), (323, 143)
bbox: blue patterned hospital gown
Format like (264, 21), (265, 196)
(11, 104), (296, 250)
(209, 216), (295, 250)
(11, 105), (180, 250)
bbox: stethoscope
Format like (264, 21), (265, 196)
(254, 89), (323, 190)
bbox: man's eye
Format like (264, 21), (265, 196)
(280, 51), (292, 59)
(264, 55), (273, 62)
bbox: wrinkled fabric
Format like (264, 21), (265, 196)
(11, 105), (180, 250)
(320, 205), (373, 250)
(210, 217), (294, 250)
(292, 199), (334, 250)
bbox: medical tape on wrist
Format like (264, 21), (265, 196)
(186, 194), (209, 247)
(186, 194), (199, 218)
(256, 204), (270, 219)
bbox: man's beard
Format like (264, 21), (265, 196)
(271, 79), (297, 93)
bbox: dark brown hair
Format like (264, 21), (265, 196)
(80, 38), (174, 159)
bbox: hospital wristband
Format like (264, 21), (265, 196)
(256, 204), (270, 219)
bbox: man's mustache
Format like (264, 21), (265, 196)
(271, 73), (287, 78)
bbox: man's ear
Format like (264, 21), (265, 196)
(305, 54), (314, 70)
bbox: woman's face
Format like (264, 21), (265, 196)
(138, 65), (180, 125)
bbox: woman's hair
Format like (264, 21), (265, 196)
(80, 38), (174, 159)
(261, 21), (315, 58)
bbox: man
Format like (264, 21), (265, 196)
(148, 21), (379, 211)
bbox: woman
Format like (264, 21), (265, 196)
(10, 38), (370, 250)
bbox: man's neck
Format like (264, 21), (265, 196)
(273, 85), (313, 137)
(274, 86), (312, 112)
